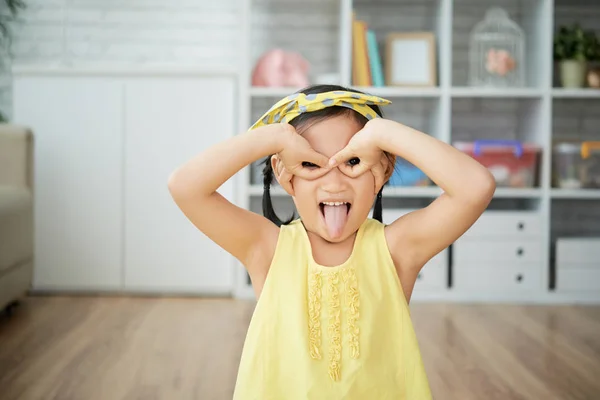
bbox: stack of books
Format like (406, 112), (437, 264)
(352, 13), (385, 87)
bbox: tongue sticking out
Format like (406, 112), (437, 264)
(323, 204), (349, 239)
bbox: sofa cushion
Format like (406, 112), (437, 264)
(0, 124), (33, 189)
(0, 185), (33, 274)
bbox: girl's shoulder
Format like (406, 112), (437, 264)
(270, 218), (307, 255)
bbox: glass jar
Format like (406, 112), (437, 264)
(469, 7), (525, 88)
(581, 142), (600, 188)
(553, 141), (600, 189)
(553, 143), (583, 189)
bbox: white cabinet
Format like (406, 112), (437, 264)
(453, 211), (544, 293)
(12, 71), (236, 294)
(453, 239), (543, 264)
(453, 265), (540, 292)
(556, 238), (600, 293)
(13, 77), (124, 290)
(461, 212), (542, 238)
(123, 77), (235, 292)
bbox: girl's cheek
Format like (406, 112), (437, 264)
(353, 173), (374, 187)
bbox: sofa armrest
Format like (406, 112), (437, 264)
(0, 124), (34, 189)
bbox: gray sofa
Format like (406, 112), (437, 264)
(0, 124), (34, 313)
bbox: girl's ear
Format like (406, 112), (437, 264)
(271, 155), (295, 196)
(374, 152), (396, 193)
(383, 153), (396, 182)
(270, 154), (281, 180)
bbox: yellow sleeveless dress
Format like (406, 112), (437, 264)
(233, 218), (432, 400)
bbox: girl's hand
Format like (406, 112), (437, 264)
(327, 119), (391, 193)
(272, 124), (331, 194)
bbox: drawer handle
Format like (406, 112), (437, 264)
(517, 222), (525, 230)
(516, 274), (524, 283)
(516, 247), (524, 256)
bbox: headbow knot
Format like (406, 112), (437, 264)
(250, 90), (391, 130)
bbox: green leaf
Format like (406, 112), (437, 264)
(6, 0), (26, 16)
(0, 0), (27, 46)
(554, 23), (600, 61)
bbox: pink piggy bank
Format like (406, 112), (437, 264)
(252, 49), (310, 87)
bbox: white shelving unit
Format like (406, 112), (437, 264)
(234, 0), (600, 303)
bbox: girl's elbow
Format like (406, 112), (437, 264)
(167, 169), (211, 202)
(475, 169), (496, 202)
(167, 169), (186, 198)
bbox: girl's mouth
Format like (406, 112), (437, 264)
(319, 201), (351, 239)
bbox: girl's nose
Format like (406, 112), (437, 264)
(320, 167), (349, 193)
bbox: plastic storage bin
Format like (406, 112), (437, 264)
(388, 157), (430, 187)
(553, 141), (600, 189)
(454, 140), (541, 188)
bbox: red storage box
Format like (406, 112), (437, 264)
(454, 140), (541, 188)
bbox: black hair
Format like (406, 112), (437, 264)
(261, 84), (389, 227)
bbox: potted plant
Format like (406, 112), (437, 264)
(554, 23), (600, 88)
(0, 0), (26, 122)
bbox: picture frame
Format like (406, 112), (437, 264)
(385, 32), (437, 87)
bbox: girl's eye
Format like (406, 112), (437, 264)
(347, 157), (360, 166)
(302, 161), (319, 168)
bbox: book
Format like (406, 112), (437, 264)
(352, 17), (371, 86)
(366, 29), (384, 87)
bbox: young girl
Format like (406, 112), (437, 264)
(168, 84), (495, 399)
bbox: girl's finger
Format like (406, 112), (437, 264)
(303, 149), (331, 169)
(294, 164), (331, 180)
(328, 147), (355, 168)
(338, 162), (370, 179)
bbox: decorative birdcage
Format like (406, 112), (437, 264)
(469, 7), (525, 88)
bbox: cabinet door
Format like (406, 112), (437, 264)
(13, 76), (124, 289)
(453, 238), (543, 265)
(123, 77), (235, 293)
(453, 265), (541, 292)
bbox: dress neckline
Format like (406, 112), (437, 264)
(295, 218), (369, 272)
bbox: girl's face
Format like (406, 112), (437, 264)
(285, 114), (377, 242)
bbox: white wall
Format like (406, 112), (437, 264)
(10, 0), (241, 66)
(1, 0), (242, 116)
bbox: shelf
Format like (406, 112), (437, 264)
(384, 186), (443, 197)
(551, 189), (600, 199)
(494, 188), (543, 198)
(552, 89), (600, 99)
(250, 87), (303, 97)
(352, 87), (441, 98)
(237, 0), (600, 303)
(248, 185), (275, 196)
(250, 86), (442, 99)
(247, 185), (442, 198)
(251, 87), (557, 100)
(248, 185), (542, 199)
(451, 87), (544, 98)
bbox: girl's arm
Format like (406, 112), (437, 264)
(374, 120), (495, 271)
(330, 118), (495, 275)
(168, 123), (330, 284)
(168, 125), (284, 278)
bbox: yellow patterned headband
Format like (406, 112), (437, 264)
(250, 90), (392, 130)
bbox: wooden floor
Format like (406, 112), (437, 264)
(1, 297), (599, 400)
